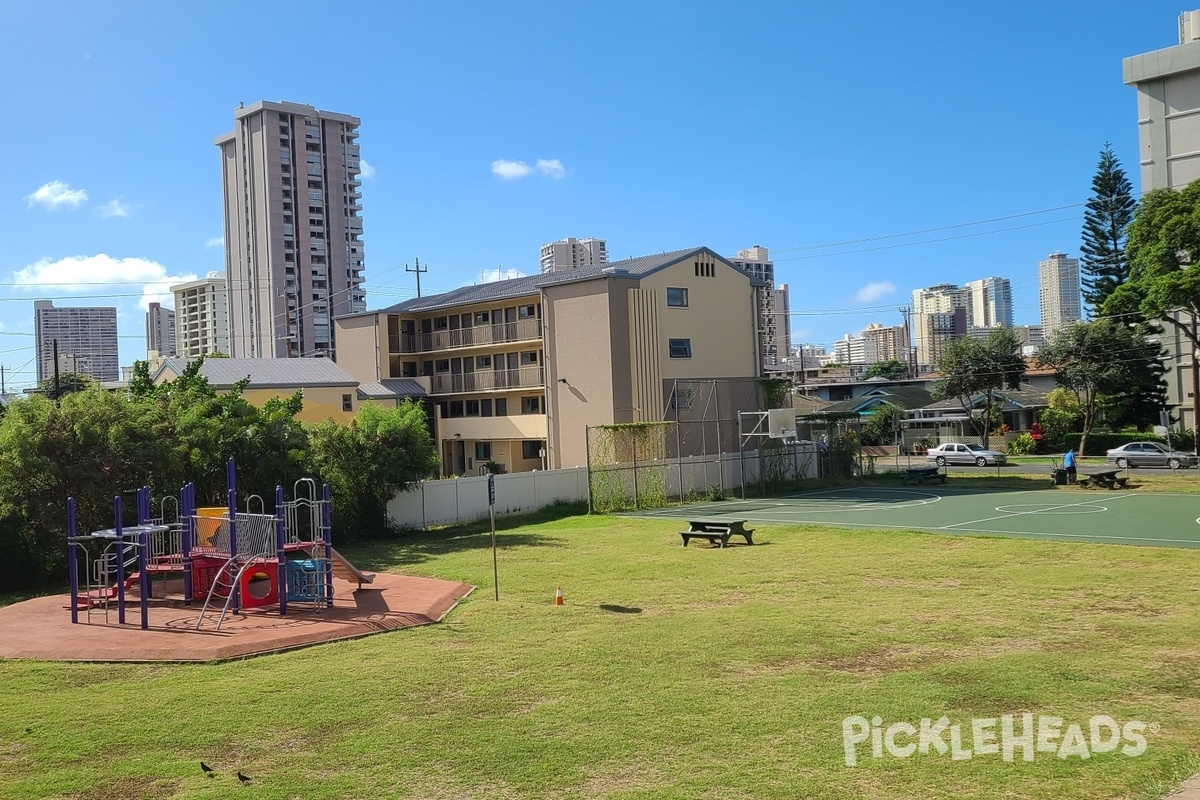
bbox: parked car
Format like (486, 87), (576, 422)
(925, 442), (1008, 467)
(1105, 441), (1199, 469)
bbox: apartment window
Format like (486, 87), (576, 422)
(474, 311), (490, 325)
(669, 338), (692, 358)
(495, 398), (508, 416)
(466, 400), (480, 416)
(520, 351), (539, 365)
(518, 304), (537, 319)
(667, 287), (689, 307)
(435, 359), (450, 372)
(481, 398), (493, 417)
(476, 355), (492, 369)
(421, 360), (433, 376)
(522, 441), (543, 460)
(341, 394), (352, 412)
(448, 401), (464, 417)
(433, 316), (448, 330)
(521, 396), (541, 414)
(402, 362), (417, 377)
(475, 442), (492, 460)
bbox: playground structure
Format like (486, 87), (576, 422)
(66, 458), (375, 632)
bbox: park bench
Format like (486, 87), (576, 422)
(900, 466), (947, 486)
(1078, 470), (1127, 490)
(680, 518), (755, 548)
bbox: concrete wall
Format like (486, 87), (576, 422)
(335, 313), (382, 383)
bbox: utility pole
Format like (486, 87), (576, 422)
(899, 306), (917, 378)
(406, 258), (428, 298)
(52, 339), (61, 402)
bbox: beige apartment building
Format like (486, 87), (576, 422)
(336, 247), (764, 476)
(216, 100), (366, 360)
(172, 273), (230, 357)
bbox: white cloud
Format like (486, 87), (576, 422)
(97, 198), (130, 218)
(205, 236), (224, 249)
(13, 254), (197, 310)
(26, 181), (88, 210)
(853, 281), (897, 303)
(492, 159), (533, 179)
(359, 158), (376, 180)
(479, 267), (525, 283)
(535, 158), (565, 178)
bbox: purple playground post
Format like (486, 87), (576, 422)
(275, 485), (287, 617)
(67, 497), (78, 624)
(227, 457), (239, 615)
(322, 484), (334, 604)
(138, 526), (149, 630)
(114, 495), (126, 625)
(182, 483), (194, 605)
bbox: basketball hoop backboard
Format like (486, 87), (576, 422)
(768, 408), (795, 438)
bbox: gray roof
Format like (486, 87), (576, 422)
(821, 386), (934, 415)
(920, 383), (1051, 412)
(155, 357), (358, 388)
(357, 379), (426, 399)
(342, 247), (764, 317)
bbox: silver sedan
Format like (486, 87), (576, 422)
(925, 442), (1008, 467)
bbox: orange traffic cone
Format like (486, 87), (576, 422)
(554, 586), (564, 606)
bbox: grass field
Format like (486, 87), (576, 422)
(3, 497), (1200, 799)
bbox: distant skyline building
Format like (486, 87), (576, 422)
(964, 276), (1013, 329)
(216, 100), (366, 360)
(861, 322), (911, 364)
(34, 300), (119, 383)
(146, 302), (176, 358)
(833, 332), (878, 366)
(539, 237), (608, 273)
(172, 273), (231, 358)
(729, 245), (789, 369)
(1038, 253), (1082, 336)
(1124, 9), (1200, 191)
(913, 308), (967, 371)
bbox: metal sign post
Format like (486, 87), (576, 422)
(1162, 410), (1174, 474)
(488, 473), (498, 601)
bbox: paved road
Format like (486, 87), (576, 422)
(869, 456), (1200, 479)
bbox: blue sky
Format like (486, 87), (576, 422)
(0, 1), (1187, 389)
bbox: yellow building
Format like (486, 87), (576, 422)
(335, 247), (764, 476)
(151, 357), (415, 424)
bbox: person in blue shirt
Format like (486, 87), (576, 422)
(1063, 448), (1077, 484)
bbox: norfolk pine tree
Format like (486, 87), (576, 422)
(1080, 143), (1136, 312)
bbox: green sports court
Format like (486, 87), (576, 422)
(629, 486), (1200, 548)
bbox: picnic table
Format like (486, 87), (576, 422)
(900, 466), (947, 486)
(1078, 469), (1128, 490)
(680, 518), (755, 548)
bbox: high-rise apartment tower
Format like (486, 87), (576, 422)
(146, 302), (176, 358)
(539, 238), (608, 273)
(34, 300), (119, 383)
(1038, 253), (1082, 336)
(216, 100), (366, 359)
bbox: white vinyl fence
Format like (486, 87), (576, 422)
(388, 467), (590, 530)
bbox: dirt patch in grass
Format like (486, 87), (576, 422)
(69, 777), (181, 800)
(580, 761), (667, 796)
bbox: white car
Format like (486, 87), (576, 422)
(925, 442), (1008, 467)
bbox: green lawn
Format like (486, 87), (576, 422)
(3, 506), (1200, 799)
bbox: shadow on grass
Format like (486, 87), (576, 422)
(599, 604), (642, 614)
(339, 501), (586, 569)
(861, 472), (1060, 493)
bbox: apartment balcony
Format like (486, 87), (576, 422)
(439, 413), (547, 442)
(404, 318), (542, 354)
(428, 366), (544, 395)
(388, 333), (417, 353)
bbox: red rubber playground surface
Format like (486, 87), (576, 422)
(0, 572), (474, 662)
(630, 486), (1200, 548)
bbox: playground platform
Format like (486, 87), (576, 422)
(0, 572), (474, 662)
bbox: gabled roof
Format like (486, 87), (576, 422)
(340, 247), (763, 317)
(821, 386), (934, 415)
(357, 379), (427, 400)
(919, 383), (1051, 412)
(153, 357), (358, 389)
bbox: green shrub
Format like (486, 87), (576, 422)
(1006, 433), (1037, 455)
(1061, 431), (1163, 456)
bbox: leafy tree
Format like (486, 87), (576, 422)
(1038, 388), (1083, 451)
(864, 359), (908, 380)
(308, 401), (440, 539)
(1037, 320), (1164, 456)
(933, 329), (1025, 449)
(1103, 179), (1200, 450)
(1081, 143), (1136, 312)
(859, 402), (902, 446)
(37, 372), (92, 400)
